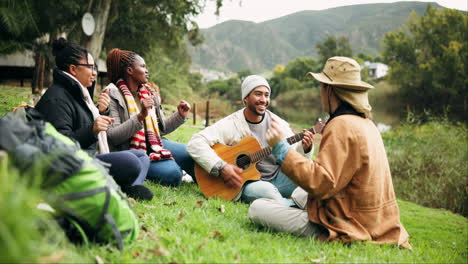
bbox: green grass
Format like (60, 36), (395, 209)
(0, 153), (86, 263)
(0, 85), (32, 115)
(76, 181), (466, 263)
(1, 124), (467, 263)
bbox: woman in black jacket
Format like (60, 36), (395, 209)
(36, 38), (153, 200)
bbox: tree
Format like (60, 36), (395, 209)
(0, 0), (227, 94)
(268, 57), (321, 99)
(237, 69), (252, 82)
(382, 5), (467, 120)
(1, 1), (85, 93)
(284, 57), (320, 82)
(316, 36), (353, 66)
(80, 0), (112, 59)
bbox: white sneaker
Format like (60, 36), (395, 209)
(182, 170), (194, 183)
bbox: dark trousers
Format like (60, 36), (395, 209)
(96, 150), (150, 186)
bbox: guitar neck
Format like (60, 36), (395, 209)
(249, 132), (308, 163)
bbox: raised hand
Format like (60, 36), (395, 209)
(177, 100), (191, 118)
(98, 89), (110, 112)
(93, 115), (114, 134)
(220, 164), (243, 189)
(138, 98), (154, 122)
(266, 117), (287, 147)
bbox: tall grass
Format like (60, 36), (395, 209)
(383, 115), (468, 216)
(0, 153), (86, 262)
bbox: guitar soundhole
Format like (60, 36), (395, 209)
(236, 154), (251, 170)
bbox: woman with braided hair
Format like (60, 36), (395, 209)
(104, 48), (194, 187)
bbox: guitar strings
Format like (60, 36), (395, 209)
(234, 131), (308, 167)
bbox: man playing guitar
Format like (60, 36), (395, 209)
(187, 75), (319, 204)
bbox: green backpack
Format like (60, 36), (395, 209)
(0, 107), (139, 249)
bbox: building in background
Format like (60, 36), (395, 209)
(364, 61), (389, 79)
(0, 52), (107, 89)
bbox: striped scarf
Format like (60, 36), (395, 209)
(116, 79), (172, 161)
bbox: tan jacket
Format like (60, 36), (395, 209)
(281, 115), (411, 249)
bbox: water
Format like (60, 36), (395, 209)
(270, 99), (401, 130)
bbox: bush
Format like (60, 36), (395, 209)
(383, 116), (468, 216)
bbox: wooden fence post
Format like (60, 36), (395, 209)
(205, 100), (210, 127)
(193, 102), (197, 125)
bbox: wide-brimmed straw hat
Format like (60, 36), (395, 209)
(307, 56), (374, 90)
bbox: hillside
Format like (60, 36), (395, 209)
(188, 1), (441, 73)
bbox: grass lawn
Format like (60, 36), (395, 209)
(0, 86), (32, 114)
(0, 87), (467, 263)
(73, 182), (466, 263)
(66, 125), (467, 263)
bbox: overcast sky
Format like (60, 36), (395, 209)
(194, 0), (467, 28)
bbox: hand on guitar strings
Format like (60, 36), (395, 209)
(302, 129), (314, 153)
(221, 164), (243, 189)
(266, 117), (287, 147)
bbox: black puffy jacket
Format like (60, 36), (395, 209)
(36, 69), (97, 155)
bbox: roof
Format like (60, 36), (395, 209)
(0, 51), (107, 72)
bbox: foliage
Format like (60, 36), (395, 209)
(101, 0), (206, 57)
(145, 43), (193, 104)
(205, 75), (242, 103)
(0, 0), (224, 94)
(316, 35), (353, 66)
(0, 0), (82, 55)
(383, 115), (468, 216)
(236, 69), (252, 82)
(268, 57), (320, 99)
(382, 5), (468, 121)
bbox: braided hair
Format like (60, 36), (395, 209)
(52, 37), (88, 72)
(106, 48), (138, 84)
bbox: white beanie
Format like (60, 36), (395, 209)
(241, 75), (270, 101)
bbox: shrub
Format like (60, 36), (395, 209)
(383, 116), (468, 216)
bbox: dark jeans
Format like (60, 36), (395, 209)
(146, 139), (195, 187)
(96, 150), (150, 186)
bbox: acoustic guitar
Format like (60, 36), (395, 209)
(194, 119), (326, 201)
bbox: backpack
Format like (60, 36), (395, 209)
(0, 106), (139, 250)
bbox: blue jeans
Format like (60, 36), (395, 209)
(241, 171), (297, 206)
(146, 139), (195, 187)
(163, 139), (195, 177)
(96, 150), (150, 186)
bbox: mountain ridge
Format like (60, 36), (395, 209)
(188, 1), (441, 73)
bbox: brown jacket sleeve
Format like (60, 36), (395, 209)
(281, 118), (361, 200)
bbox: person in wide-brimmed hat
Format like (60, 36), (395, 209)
(248, 56), (412, 249)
